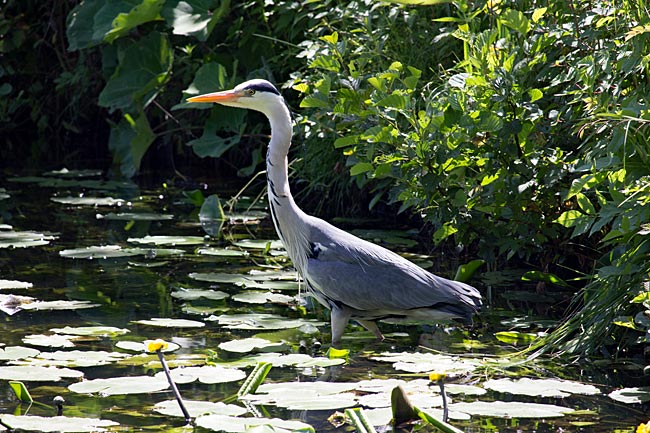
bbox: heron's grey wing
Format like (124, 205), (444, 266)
(305, 223), (480, 314)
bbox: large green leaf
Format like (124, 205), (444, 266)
(104, 0), (164, 43)
(98, 31), (173, 111)
(187, 107), (246, 158)
(162, 0), (230, 41)
(108, 112), (155, 178)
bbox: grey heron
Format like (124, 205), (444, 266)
(187, 79), (481, 346)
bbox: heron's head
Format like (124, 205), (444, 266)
(187, 79), (284, 117)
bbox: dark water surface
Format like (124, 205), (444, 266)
(0, 172), (647, 432)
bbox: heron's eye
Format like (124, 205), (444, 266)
(245, 89), (255, 96)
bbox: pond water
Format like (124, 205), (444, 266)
(0, 170), (647, 432)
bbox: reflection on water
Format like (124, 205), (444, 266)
(0, 172), (646, 432)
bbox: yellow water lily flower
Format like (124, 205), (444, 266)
(637, 421), (650, 433)
(145, 339), (169, 353)
(428, 372), (447, 382)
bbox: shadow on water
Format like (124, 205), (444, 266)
(0, 170), (648, 432)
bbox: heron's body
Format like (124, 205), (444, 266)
(188, 79), (481, 345)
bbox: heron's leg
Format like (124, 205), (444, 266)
(330, 306), (351, 347)
(357, 320), (385, 342)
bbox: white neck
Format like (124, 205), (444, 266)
(265, 103), (293, 197)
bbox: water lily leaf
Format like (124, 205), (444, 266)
(132, 318), (206, 328)
(22, 334), (78, 348)
(241, 382), (358, 410)
(0, 294), (35, 315)
(218, 338), (288, 354)
(484, 378), (600, 398)
(153, 399), (247, 418)
(51, 326), (130, 337)
(128, 235), (206, 245)
(0, 346), (40, 361)
(0, 280), (33, 289)
(197, 247), (250, 257)
(156, 365), (246, 384)
(195, 415), (314, 433)
(189, 272), (253, 284)
(96, 212), (174, 221)
(51, 196), (125, 206)
(43, 168), (103, 178)
(69, 375), (169, 396)
(0, 230), (57, 248)
(448, 400), (575, 418)
(171, 288), (229, 301)
(237, 281), (301, 292)
(370, 352), (479, 374)
(608, 386), (650, 404)
(214, 353), (344, 369)
(0, 365), (84, 381)
(15, 350), (130, 368)
(225, 211), (268, 223)
(206, 313), (324, 330)
(59, 245), (184, 259)
(444, 384), (487, 396)
(21, 300), (100, 312)
(232, 239), (284, 250)
(231, 291), (296, 305)
(115, 340), (180, 353)
(0, 414), (119, 432)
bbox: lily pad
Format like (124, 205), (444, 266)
(20, 300), (100, 311)
(115, 340), (181, 353)
(128, 235), (207, 246)
(232, 239), (284, 250)
(0, 365), (83, 381)
(171, 288), (229, 301)
(195, 415), (314, 433)
(197, 247), (250, 257)
(14, 350), (130, 368)
(0, 280), (33, 289)
(215, 353), (345, 369)
(51, 196), (125, 206)
(241, 382), (358, 410)
(0, 230), (57, 248)
(189, 272), (254, 285)
(156, 365), (246, 384)
(236, 281), (301, 292)
(59, 245), (184, 259)
(153, 399), (247, 418)
(448, 400), (575, 418)
(132, 318), (206, 328)
(0, 415), (119, 432)
(608, 386), (650, 404)
(44, 168), (103, 178)
(0, 346), (40, 361)
(231, 291), (296, 305)
(0, 294), (35, 315)
(217, 338), (288, 354)
(206, 313), (323, 331)
(51, 326), (130, 337)
(22, 334), (78, 348)
(68, 375), (169, 396)
(484, 378), (600, 398)
(96, 212), (174, 221)
(370, 352), (479, 374)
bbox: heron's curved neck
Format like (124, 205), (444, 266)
(265, 103), (293, 197)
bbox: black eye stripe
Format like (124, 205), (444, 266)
(246, 82), (280, 96)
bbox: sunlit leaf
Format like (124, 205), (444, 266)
(171, 288), (229, 301)
(156, 365), (246, 384)
(153, 399), (247, 418)
(232, 239), (284, 250)
(51, 326), (130, 337)
(608, 386), (650, 404)
(0, 366), (84, 382)
(218, 338), (288, 354)
(370, 352), (478, 374)
(22, 334), (78, 348)
(231, 291), (295, 305)
(240, 381), (358, 410)
(116, 340), (180, 353)
(449, 400), (574, 418)
(51, 196), (125, 206)
(96, 212), (174, 221)
(15, 350), (131, 368)
(484, 378), (600, 398)
(0, 230), (57, 248)
(0, 280), (33, 290)
(214, 353), (344, 369)
(9, 381), (33, 403)
(195, 415), (314, 433)
(0, 346), (40, 361)
(69, 375), (169, 395)
(0, 414), (119, 432)
(132, 318), (206, 328)
(128, 235), (207, 245)
(207, 313), (324, 330)
(197, 247), (250, 257)
(60, 245), (184, 259)
(21, 300), (100, 312)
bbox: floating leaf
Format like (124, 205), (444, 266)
(218, 338), (288, 354)
(0, 366), (83, 382)
(214, 353), (344, 369)
(448, 400), (574, 418)
(195, 415), (314, 433)
(0, 346), (40, 361)
(15, 350), (131, 368)
(370, 352), (479, 374)
(197, 247), (250, 257)
(96, 212), (174, 221)
(484, 378), (600, 398)
(0, 280), (33, 290)
(59, 245), (184, 259)
(232, 239), (284, 250)
(0, 230), (57, 248)
(51, 196), (125, 206)
(153, 399), (247, 418)
(207, 313), (324, 330)
(240, 382), (358, 410)
(21, 300), (100, 312)
(69, 375), (169, 396)
(0, 294), (34, 315)
(51, 326), (130, 337)
(0, 414), (119, 432)
(132, 318), (206, 328)
(189, 272), (253, 284)
(156, 365), (246, 384)
(22, 334), (78, 348)
(231, 291), (295, 305)
(128, 235), (207, 245)
(171, 288), (229, 301)
(608, 386), (650, 404)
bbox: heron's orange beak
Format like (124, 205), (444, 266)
(186, 89), (240, 103)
